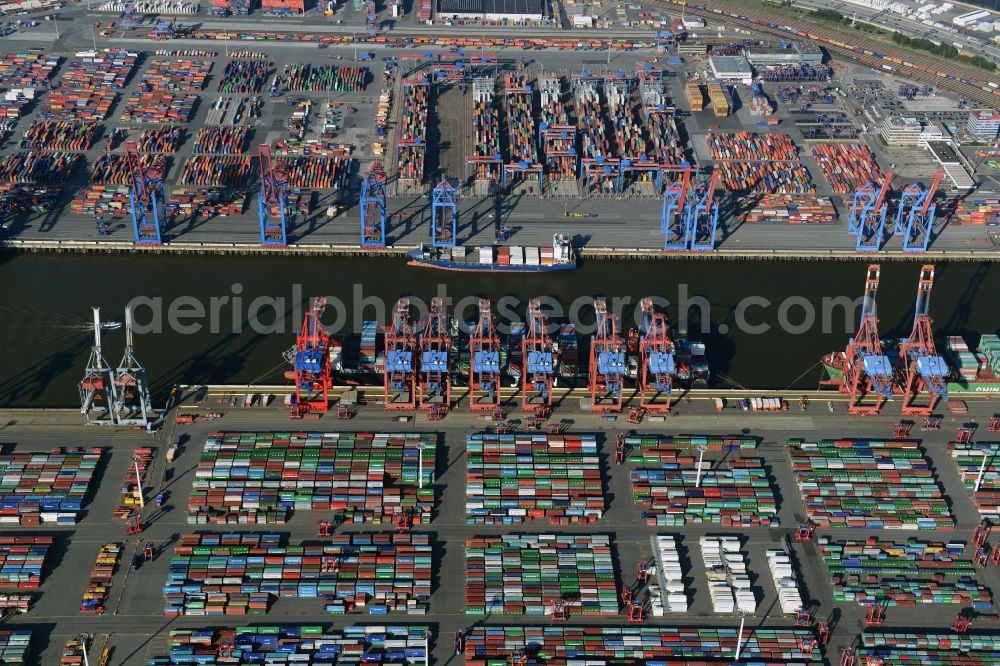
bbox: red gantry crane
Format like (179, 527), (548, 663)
(521, 298), (555, 415)
(418, 297), (452, 416)
(637, 297), (675, 413)
(384, 298), (418, 411)
(899, 264), (949, 416)
(839, 264), (894, 415)
(289, 297), (332, 419)
(590, 297), (626, 413)
(470, 298), (502, 412)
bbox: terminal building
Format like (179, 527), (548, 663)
(436, 0), (545, 22)
(967, 108), (1000, 139)
(880, 116), (948, 149)
(745, 43), (823, 68)
(880, 116), (923, 147)
(927, 141), (975, 190)
(708, 55), (753, 86)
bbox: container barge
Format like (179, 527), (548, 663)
(407, 234), (576, 273)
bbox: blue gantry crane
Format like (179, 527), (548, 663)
(893, 172), (943, 253)
(431, 176), (458, 248)
(125, 141), (166, 245)
(686, 169), (721, 251)
(899, 264), (949, 416)
(360, 161), (387, 248)
(661, 165), (692, 251)
(848, 170), (893, 252)
(258, 144), (289, 247)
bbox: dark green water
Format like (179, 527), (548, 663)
(0, 251), (995, 408)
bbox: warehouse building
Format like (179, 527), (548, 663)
(967, 108), (1000, 139)
(745, 43), (823, 68)
(708, 55), (753, 86)
(437, 0), (545, 22)
(927, 141), (975, 189)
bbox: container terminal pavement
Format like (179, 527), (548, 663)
(1, 25), (999, 256)
(3, 397), (1000, 664)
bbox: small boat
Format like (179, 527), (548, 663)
(102, 321), (123, 330)
(408, 234), (577, 273)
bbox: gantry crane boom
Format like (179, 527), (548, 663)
(360, 161), (387, 248)
(80, 307), (118, 426)
(418, 297), (452, 413)
(290, 297), (332, 418)
(431, 177), (458, 248)
(589, 297), (626, 412)
(113, 305), (152, 427)
(688, 169), (721, 251)
(384, 298), (417, 411)
(125, 141), (166, 245)
(637, 297), (675, 413)
(258, 144), (289, 247)
(661, 165), (692, 251)
(853, 171), (893, 252)
(902, 172), (943, 253)
(470, 298), (502, 412)
(840, 264), (894, 414)
(521, 298), (554, 414)
(899, 264), (949, 415)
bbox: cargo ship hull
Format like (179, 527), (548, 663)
(407, 251), (577, 273)
(408, 234), (577, 273)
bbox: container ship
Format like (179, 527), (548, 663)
(820, 333), (1000, 394)
(299, 317), (710, 392)
(625, 330), (711, 389)
(407, 234), (576, 273)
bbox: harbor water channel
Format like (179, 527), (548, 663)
(0, 251), (996, 407)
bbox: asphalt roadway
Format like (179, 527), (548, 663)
(2, 14), (1000, 257)
(3, 391), (1000, 664)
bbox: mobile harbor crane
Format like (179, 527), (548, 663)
(899, 264), (949, 416)
(589, 297), (626, 413)
(384, 298), (418, 411)
(469, 298), (502, 413)
(521, 298), (554, 415)
(418, 297), (452, 418)
(113, 306), (152, 427)
(289, 297), (333, 419)
(893, 172), (942, 253)
(258, 144), (289, 247)
(848, 171), (893, 253)
(125, 141), (166, 245)
(80, 308), (118, 426)
(839, 264), (894, 415)
(637, 297), (675, 413)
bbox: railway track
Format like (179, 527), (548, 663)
(667, 0), (1000, 108)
